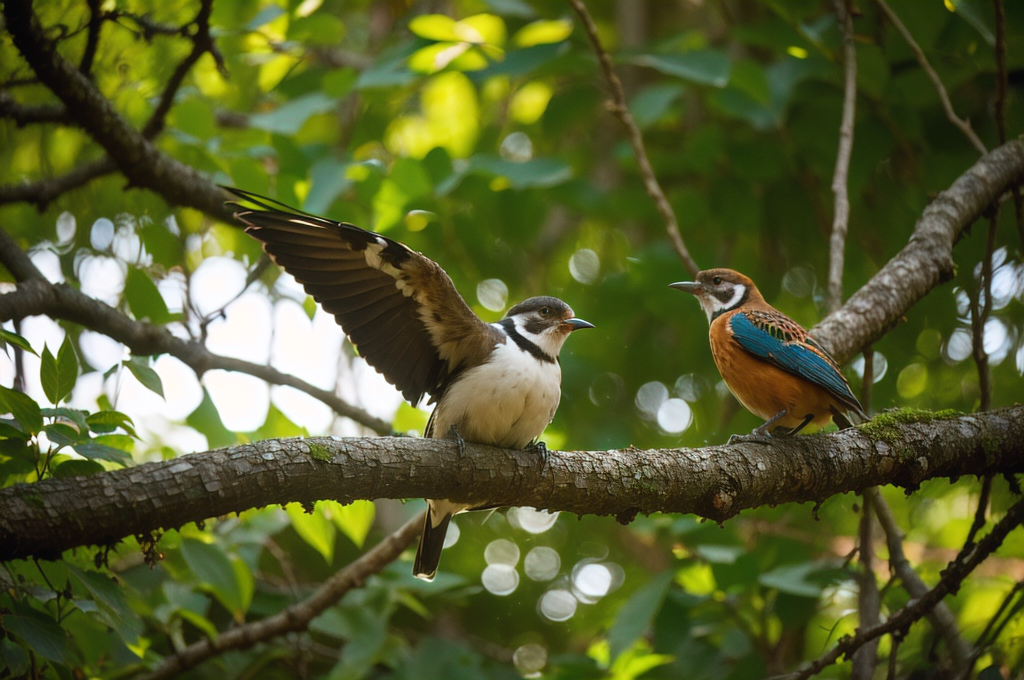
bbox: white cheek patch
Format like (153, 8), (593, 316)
(700, 284), (746, 323)
(512, 316), (568, 357)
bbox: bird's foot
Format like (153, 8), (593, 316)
(526, 439), (549, 469)
(727, 427), (774, 445)
(448, 425), (467, 459)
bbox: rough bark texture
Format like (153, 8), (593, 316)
(2, 406), (1021, 561)
(813, 138), (1024, 363)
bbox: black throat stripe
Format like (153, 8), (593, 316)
(498, 318), (557, 364)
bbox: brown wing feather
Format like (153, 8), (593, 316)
(226, 188), (498, 405)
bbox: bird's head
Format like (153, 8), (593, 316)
(669, 268), (762, 324)
(504, 296), (594, 355)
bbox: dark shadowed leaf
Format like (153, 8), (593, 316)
(52, 459), (105, 478)
(181, 538), (248, 618)
(630, 50), (731, 87)
(607, 570), (674, 661)
(74, 441), (130, 463)
(86, 410), (138, 437)
(68, 565), (143, 642)
(4, 612), (77, 664)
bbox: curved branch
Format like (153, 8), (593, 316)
(567, 0), (700, 278)
(813, 138), (1024, 363)
(866, 488), (970, 669)
(138, 513), (422, 680)
(778, 496), (1024, 680)
(2, 406), (1021, 562)
(0, 157), (117, 210)
(874, 0), (987, 155)
(1, 1), (234, 221)
(0, 276), (391, 435)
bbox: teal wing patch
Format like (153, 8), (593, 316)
(729, 311), (862, 413)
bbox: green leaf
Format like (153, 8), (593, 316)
(52, 459), (105, 478)
(0, 384), (43, 434)
(40, 343), (59, 405)
(74, 441), (130, 463)
(124, 357), (164, 398)
(56, 336), (79, 404)
(286, 502), (336, 564)
(180, 538), (248, 618)
(457, 155), (572, 191)
(758, 562), (823, 598)
(125, 267), (173, 324)
(68, 565), (143, 643)
(0, 328), (37, 356)
(607, 570), (673, 661)
(947, 0), (995, 46)
(511, 19), (572, 47)
(86, 410), (138, 437)
(0, 638), (30, 677)
(44, 422), (85, 447)
(631, 50), (731, 87)
(249, 93), (338, 135)
(187, 388), (235, 448)
(3, 612), (77, 664)
(408, 15), (461, 42)
(325, 500), (375, 548)
(629, 83), (685, 129)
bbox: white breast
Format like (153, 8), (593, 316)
(429, 335), (562, 449)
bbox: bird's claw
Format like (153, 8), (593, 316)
(727, 429), (773, 445)
(448, 425), (466, 458)
(527, 439), (549, 469)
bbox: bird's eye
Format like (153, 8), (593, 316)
(540, 307), (550, 316)
(712, 276), (723, 285)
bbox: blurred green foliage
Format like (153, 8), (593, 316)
(1, 0), (1023, 678)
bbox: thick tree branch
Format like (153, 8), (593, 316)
(0, 274), (391, 436)
(778, 496), (1024, 680)
(812, 138), (1024, 363)
(2, 406), (1021, 562)
(866, 488), (970, 670)
(138, 513), (422, 680)
(1, 1), (234, 221)
(567, 0), (700, 278)
(827, 0), (857, 313)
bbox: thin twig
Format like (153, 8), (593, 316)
(851, 491), (880, 680)
(774, 496), (1024, 680)
(0, 228), (392, 434)
(965, 475), (993, 548)
(827, 0), (857, 313)
(79, 0), (103, 77)
(866, 488), (971, 670)
(567, 0), (699, 277)
(137, 513), (423, 680)
(0, 157), (117, 209)
(875, 0), (986, 155)
(992, 0), (1024, 257)
(969, 216), (997, 411)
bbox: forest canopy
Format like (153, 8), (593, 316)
(1, 1), (1023, 679)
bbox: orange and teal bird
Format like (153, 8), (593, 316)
(670, 268), (867, 441)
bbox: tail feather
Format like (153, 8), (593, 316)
(413, 507), (452, 581)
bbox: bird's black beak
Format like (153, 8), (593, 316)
(562, 318), (595, 331)
(669, 281), (702, 295)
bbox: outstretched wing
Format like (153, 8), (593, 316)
(226, 187), (497, 405)
(728, 310), (865, 416)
